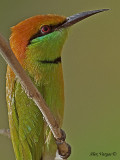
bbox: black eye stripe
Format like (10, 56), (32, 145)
(28, 25), (54, 45)
(28, 30), (42, 43)
(28, 20), (67, 45)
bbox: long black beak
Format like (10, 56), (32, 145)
(57, 9), (109, 29)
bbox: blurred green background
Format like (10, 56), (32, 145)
(0, 0), (119, 160)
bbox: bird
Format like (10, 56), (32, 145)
(6, 9), (108, 160)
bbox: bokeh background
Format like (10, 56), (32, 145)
(0, 0), (119, 160)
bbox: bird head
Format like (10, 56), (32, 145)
(10, 15), (67, 64)
(10, 9), (108, 70)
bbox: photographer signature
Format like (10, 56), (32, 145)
(89, 152), (117, 157)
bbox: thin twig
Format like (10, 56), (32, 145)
(0, 33), (71, 159)
(0, 129), (10, 138)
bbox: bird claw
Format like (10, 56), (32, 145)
(57, 142), (71, 159)
(56, 129), (71, 159)
(57, 129), (66, 142)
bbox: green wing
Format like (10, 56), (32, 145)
(6, 65), (64, 160)
(7, 77), (44, 160)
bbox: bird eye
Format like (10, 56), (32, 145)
(41, 25), (51, 34)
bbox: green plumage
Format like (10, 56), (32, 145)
(7, 29), (68, 160)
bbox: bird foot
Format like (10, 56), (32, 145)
(57, 142), (71, 159)
(56, 129), (71, 159)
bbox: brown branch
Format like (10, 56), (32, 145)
(0, 33), (71, 159)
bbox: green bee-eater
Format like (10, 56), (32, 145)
(6, 9), (108, 160)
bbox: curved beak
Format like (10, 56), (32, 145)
(57, 9), (109, 30)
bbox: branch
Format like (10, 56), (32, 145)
(0, 33), (71, 159)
